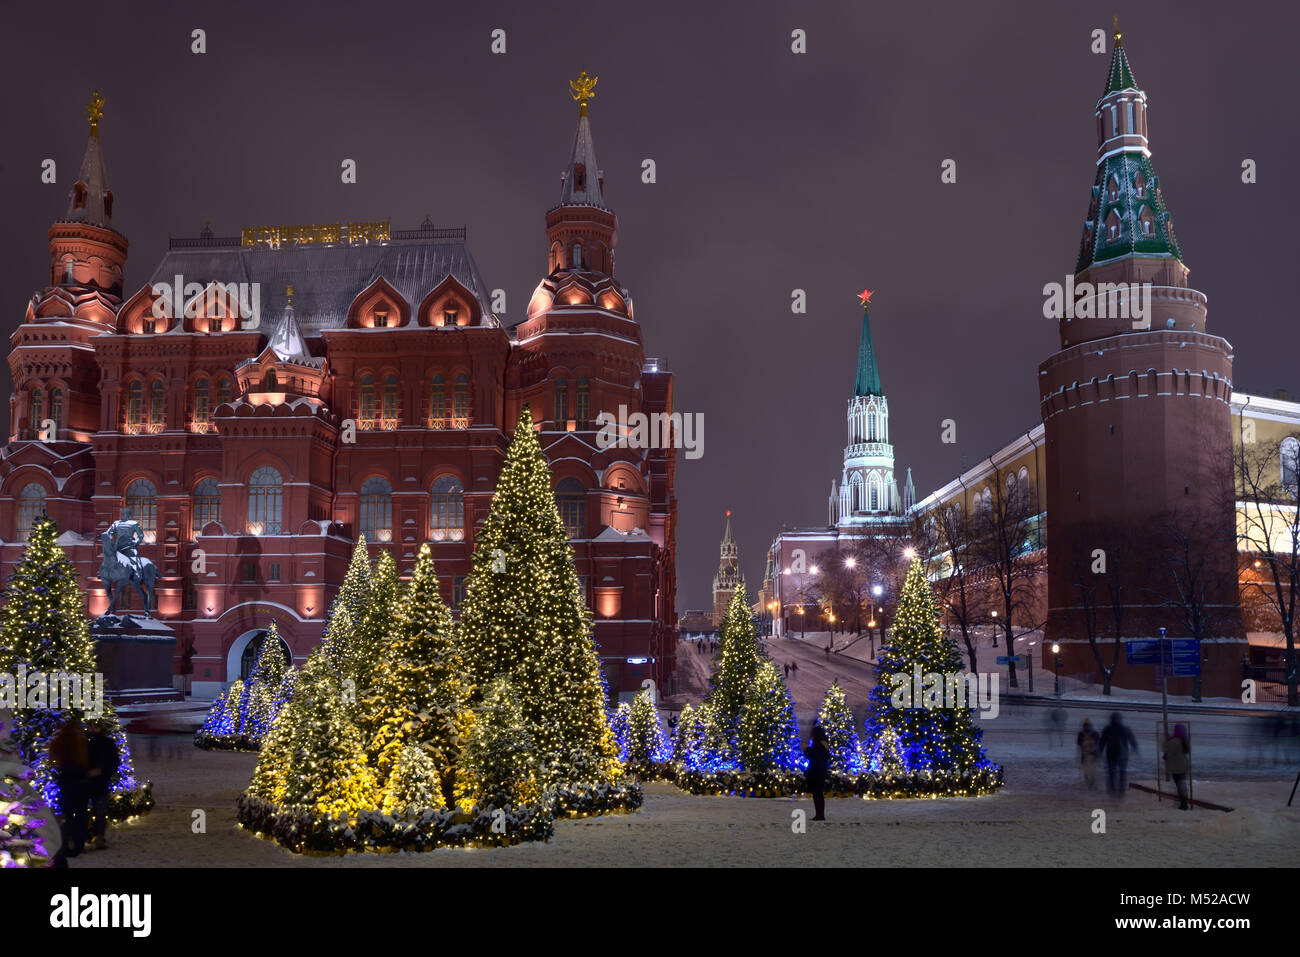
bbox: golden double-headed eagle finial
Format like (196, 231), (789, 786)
(570, 71), (598, 116)
(1113, 15), (1122, 43)
(87, 90), (106, 137)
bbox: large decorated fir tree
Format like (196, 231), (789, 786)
(625, 688), (669, 768)
(817, 682), (864, 774)
(362, 544), (472, 803)
(736, 660), (804, 774)
(195, 622), (295, 749)
(709, 586), (766, 741)
(317, 537), (372, 681)
(0, 517), (148, 816)
(456, 410), (621, 789)
(861, 559), (993, 776)
(453, 677), (542, 813)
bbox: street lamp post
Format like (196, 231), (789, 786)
(1052, 642), (1061, 697)
(990, 609), (998, 647)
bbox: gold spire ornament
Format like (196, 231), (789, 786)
(286, 284), (294, 306)
(86, 90), (106, 137)
(569, 71), (598, 116)
(1113, 15), (1121, 43)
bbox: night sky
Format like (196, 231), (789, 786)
(1, 0), (1295, 612)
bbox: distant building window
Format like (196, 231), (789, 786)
(443, 301), (459, 327)
(192, 477), (220, 536)
(126, 381), (143, 432)
(242, 562), (257, 582)
(208, 317), (221, 333)
(217, 378), (232, 407)
(374, 310), (389, 328)
(125, 479), (158, 542)
(248, 466), (283, 535)
(429, 374), (446, 427)
(452, 576), (467, 610)
(554, 378), (568, 424)
(1282, 437), (1299, 490)
(431, 475), (464, 541)
(192, 379), (211, 432)
(574, 163), (586, 191)
(359, 374), (376, 428)
(142, 318), (156, 334)
(360, 476), (393, 542)
(576, 378), (590, 427)
(149, 380), (166, 432)
(17, 484), (46, 541)
(269, 563), (282, 582)
(382, 375), (399, 429)
(453, 374), (469, 427)
(29, 388), (43, 439)
(556, 477), (585, 538)
(49, 389), (62, 433)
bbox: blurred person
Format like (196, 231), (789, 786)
(1077, 718), (1100, 789)
(48, 716), (89, 861)
(804, 725), (830, 821)
(1163, 723), (1191, 810)
(86, 718), (121, 849)
(1098, 712), (1138, 798)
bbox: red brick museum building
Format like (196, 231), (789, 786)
(1, 83), (678, 699)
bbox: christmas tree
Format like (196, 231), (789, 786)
(671, 702), (697, 765)
(379, 744), (445, 817)
(0, 517), (148, 817)
(736, 660), (804, 774)
(456, 410), (621, 790)
(817, 682), (864, 774)
(273, 656), (378, 819)
(195, 622), (294, 749)
(709, 586), (766, 740)
(626, 688), (669, 768)
(453, 677), (542, 813)
(362, 544), (472, 804)
(861, 558), (993, 776)
(317, 537), (372, 681)
(609, 701), (631, 761)
(352, 549), (400, 695)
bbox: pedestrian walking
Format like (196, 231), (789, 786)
(804, 725), (830, 821)
(790, 660), (798, 678)
(86, 718), (120, 850)
(1076, 718), (1099, 789)
(783, 663), (790, 679)
(1097, 712), (1138, 799)
(1163, 723), (1191, 810)
(48, 716), (89, 862)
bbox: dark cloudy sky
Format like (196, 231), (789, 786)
(1, 0), (1295, 611)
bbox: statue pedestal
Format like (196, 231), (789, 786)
(92, 614), (183, 704)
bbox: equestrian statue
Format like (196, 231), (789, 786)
(98, 508), (160, 616)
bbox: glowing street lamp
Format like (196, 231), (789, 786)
(1051, 642), (1062, 697)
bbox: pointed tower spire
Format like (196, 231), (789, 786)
(546, 72), (617, 276)
(1104, 18), (1139, 94)
(267, 284), (309, 360)
(853, 289), (882, 397)
(65, 91), (114, 228)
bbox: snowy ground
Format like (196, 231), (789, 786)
(70, 700), (1300, 868)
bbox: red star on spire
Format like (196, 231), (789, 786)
(858, 288), (874, 308)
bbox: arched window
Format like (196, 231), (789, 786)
(443, 300), (459, 327)
(29, 388), (43, 439)
(49, 389), (63, 433)
(571, 243), (583, 269)
(216, 377), (232, 407)
(868, 476), (880, 511)
(554, 377), (568, 424)
(867, 411), (878, 442)
(1017, 467), (1032, 508)
(62, 257), (75, 283)
(452, 373), (469, 428)
(126, 381), (143, 433)
(248, 466), (283, 535)
(1281, 436), (1299, 491)
(125, 479), (158, 542)
(429, 374), (446, 428)
(382, 375), (399, 429)
(556, 477), (585, 538)
(574, 163), (587, 191)
(149, 380), (165, 432)
(359, 476), (393, 542)
(192, 477), (221, 537)
(264, 369), (278, 392)
(193, 378), (211, 432)
(17, 484), (46, 541)
(430, 475), (464, 542)
(359, 374), (376, 428)
(576, 378), (591, 427)
(850, 475), (862, 512)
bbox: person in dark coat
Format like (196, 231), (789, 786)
(1076, 718), (1100, 789)
(86, 718), (121, 849)
(49, 716), (90, 861)
(1097, 712), (1138, 798)
(804, 725), (830, 821)
(1163, 723), (1191, 810)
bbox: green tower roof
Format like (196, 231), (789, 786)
(1103, 34), (1139, 96)
(853, 309), (883, 397)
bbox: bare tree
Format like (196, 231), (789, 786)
(973, 460), (1047, 688)
(923, 502), (990, 675)
(1069, 520), (1133, 695)
(1236, 432), (1300, 706)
